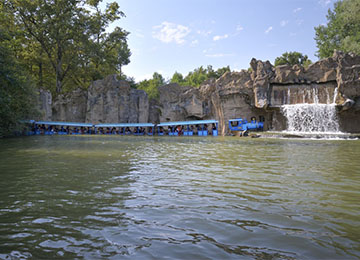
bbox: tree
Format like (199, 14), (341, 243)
(182, 65), (231, 87)
(274, 51), (312, 67)
(137, 72), (165, 100)
(315, 0), (360, 58)
(0, 28), (38, 137)
(4, 0), (131, 94)
(170, 71), (185, 85)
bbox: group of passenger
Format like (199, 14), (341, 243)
(30, 124), (217, 136)
(96, 127), (152, 135)
(34, 125), (95, 135)
(159, 123), (217, 136)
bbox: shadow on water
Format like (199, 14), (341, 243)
(0, 135), (359, 259)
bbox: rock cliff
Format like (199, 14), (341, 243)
(39, 51), (360, 134)
(86, 75), (149, 124)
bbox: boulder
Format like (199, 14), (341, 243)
(304, 57), (337, 83)
(272, 64), (305, 84)
(158, 83), (212, 122)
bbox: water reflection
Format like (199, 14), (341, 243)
(0, 136), (359, 259)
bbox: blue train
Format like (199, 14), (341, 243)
(228, 117), (264, 132)
(24, 117), (263, 137)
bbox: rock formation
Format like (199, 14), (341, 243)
(52, 88), (87, 122)
(38, 51), (360, 135)
(85, 75), (149, 124)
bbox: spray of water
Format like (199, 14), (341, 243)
(281, 87), (340, 134)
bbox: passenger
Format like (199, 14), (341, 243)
(112, 127), (116, 134)
(204, 124), (208, 134)
(149, 127), (153, 133)
(159, 127), (164, 133)
(125, 127), (131, 135)
(176, 125), (182, 135)
(40, 124), (45, 134)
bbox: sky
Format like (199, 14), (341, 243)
(102, 0), (336, 82)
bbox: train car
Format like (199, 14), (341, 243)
(229, 117), (264, 132)
(33, 121), (94, 135)
(94, 123), (155, 135)
(157, 120), (218, 136)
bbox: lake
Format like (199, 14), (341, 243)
(0, 135), (359, 259)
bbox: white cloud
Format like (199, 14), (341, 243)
(265, 26), (273, 34)
(236, 25), (244, 31)
(197, 30), (212, 37)
(293, 7), (302, 13)
(280, 20), (289, 27)
(191, 40), (199, 46)
(152, 21), (190, 44)
(202, 48), (213, 54)
(296, 19), (304, 26)
(205, 53), (235, 58)
(213, 34), (229, 41)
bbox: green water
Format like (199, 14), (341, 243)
(0, 135), (359, 259)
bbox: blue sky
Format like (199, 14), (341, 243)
(104, 0), (335, 82)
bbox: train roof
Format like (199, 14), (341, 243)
(157, 119), (218, 127)
(94, 123), (155, 128)
(35, 121), (93, 127)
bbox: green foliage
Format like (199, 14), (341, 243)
(137, 72), (165, 100)
(3, 0), (131, 94)
(170, 71), (185, 85)
(0, 28), (38, 137)
(274, 51), (312, 67)
(170, 65), (231, 87)
(314, 0), (360, 58)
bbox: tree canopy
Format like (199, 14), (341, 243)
(137, 72), (165, 100)
(170, 65), (231, 87)
(136, 66), (231, 100)
(0, 28), (38, 137)
(314, 0), (360, 58)
(3, 0), (131, 94)
(274, 51), (312, 67)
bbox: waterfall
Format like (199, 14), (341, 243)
(281, 87), (340, 134)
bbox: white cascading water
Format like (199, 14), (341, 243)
(281, 87), (340, 133)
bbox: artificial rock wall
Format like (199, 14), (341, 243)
(38, 51), (360, 135)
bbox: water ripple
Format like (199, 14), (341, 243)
(0, 136), (359, 259)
